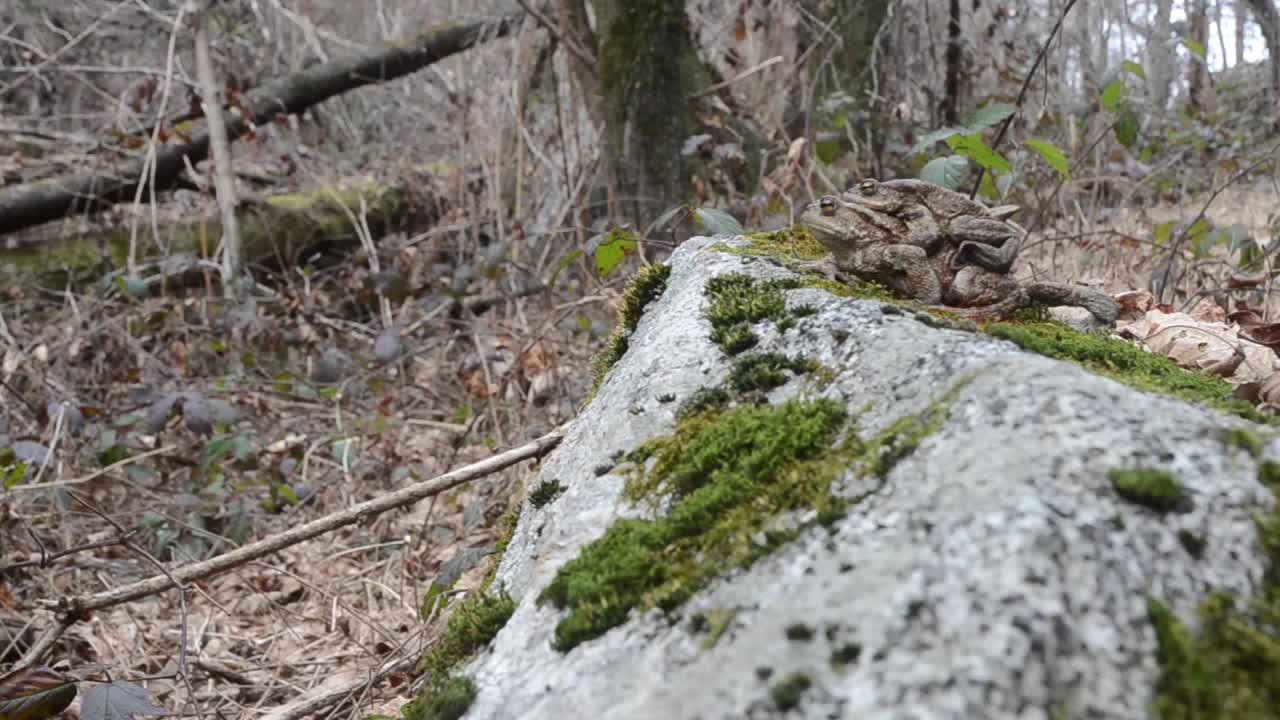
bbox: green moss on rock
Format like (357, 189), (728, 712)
(728, 352), (815, 394)
(402, 674), (477, 720)
(1108, 468), (1186, 511)
(704, 273), (803, 354)
(1225, 427), (1265, 458)
(418, 590), (516, 679)
(406, 589), (514, 720)
(592, 263), (672, 391)
(539, 399), (849, 651)
(1148, 463), (1280, 719)
(770, 672), (813, 711)
(539, 381), (959, 652)
(528, 479), (565, 509)
(987, 322), (1270, 424)
(1260, 460), (1280, 489)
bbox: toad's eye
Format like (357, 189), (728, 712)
(819, 196), (837, 214)
(859, 179), (877, 195)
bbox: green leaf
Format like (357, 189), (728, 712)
(814, 136), (842, 164)
(1024, 139), (1071, 180)
(946, 134), (1010, 173)
(1153, 221), (1177, 246)
(692, 208), (745, 236)
(964, 102), (1017, 131)
(909, 125), (969, 155)
(549, 249), (583, 289)
(4, 462), (27, 490)
(978, 171), (999, 201)
(1100, 79), (1127, 112)
(594, 229), (638, 278)
(200, 434), (236, 470)
(1181, 38), (1207, 60)
(918, 155), (969, 189)
(1188, 219), (1216, 258)
(1123, 61), (1146, 80)
(1114, 106), (1139, 147)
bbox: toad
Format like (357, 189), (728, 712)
(841, 178), (1021, 274)
(799, 195), (1118, 324)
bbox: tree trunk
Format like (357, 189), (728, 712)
(0, 14), (516, 237)
(193, 6), (244, 297)
(1188, 0), (1209, 114)
(1237, 0), (1248, 67)
(1146, 0), (1175, 111)
(1245, 0), (1280, 109)
(594, 0), (701, 219)
(942, 0), (963, 124)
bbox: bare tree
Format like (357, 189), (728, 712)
(1245, 0), (1280, 109)
(190, 2), (243, 298)
(941, 0), (963, 124)
(1145, 0), (1176, 111)
(1189, 0), (1209, 113)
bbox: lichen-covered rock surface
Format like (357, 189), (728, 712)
(458, 235), (1277, 720)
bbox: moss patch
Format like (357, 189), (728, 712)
(728, 352), (816, 394)
(401, 675), (477, 720)
(539, 398), (851, 651)
(406, 590), (515, 720)
(691, 607), (738, 650)
(479, 503), (522, 591)
(418, 590), (516, 678)
(592, 263), (672, 391)
(987, 322), (1271, 424)
(539, 381), (959, 652)
(704, 273), (805, 354)
(676, 387), (732, 421)
(770, 672), (813, 711)
(1108, 468), (1186, 512)
(1146, 460), (1280, 719)
(528, 479), (565, 509)
(1225, 428), (1265, 458)
(784, 623), (815, 641)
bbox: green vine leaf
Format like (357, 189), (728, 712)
(964, 102), (1017, 132)
(1123, 61), (1146, 80)
(1101, 79), (1127, 112)
(594, 228), (638, 278)
(1181, 38), (1207, 60)
(909, 126), (968, 155)
(946, 134), (1010, 173)
(1114, 106), (1140, 148)
(1024, 139), (1071, 180)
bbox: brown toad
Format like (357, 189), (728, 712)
(799, 195), (1118, 323)
(841, 178), (1021, 274)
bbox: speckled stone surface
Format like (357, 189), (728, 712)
(462, 235), (1275, 720)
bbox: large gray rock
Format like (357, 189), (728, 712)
(463, 235), (1275, 719)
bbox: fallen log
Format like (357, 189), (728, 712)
(0, 182), (411, 289)
(0, 14), (516, 237)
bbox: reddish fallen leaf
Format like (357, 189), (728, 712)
(0, 665), (77, 720)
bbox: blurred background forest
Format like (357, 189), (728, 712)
(2, 0), (1280, 718)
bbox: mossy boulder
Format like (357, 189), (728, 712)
(432, 234), (1279, 720)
